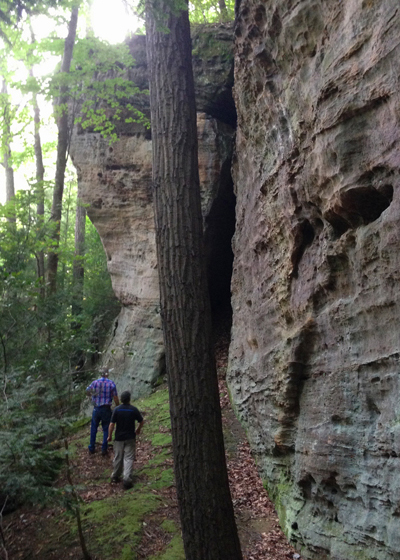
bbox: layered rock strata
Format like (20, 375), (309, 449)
(70, 24), (235, 398)
(229, 1), (400, 559)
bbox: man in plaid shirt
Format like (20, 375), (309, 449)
(86, 367), (119, 455)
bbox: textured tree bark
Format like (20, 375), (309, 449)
(146, 5), (243, 560)
(47, 4), (79, 293)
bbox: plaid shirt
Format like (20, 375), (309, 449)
(86, 376), (118, 407)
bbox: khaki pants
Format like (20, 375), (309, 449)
(112, 439), (136, 482)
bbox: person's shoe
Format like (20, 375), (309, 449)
(88, 448), (95, 455)
(101, 449), (108, 456)
(110, 477), (121, 484)
(123, 480), (133, 490)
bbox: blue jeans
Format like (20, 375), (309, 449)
(88, 406), (112, 453)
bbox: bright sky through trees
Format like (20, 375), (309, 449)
(91, 0), (141, 43)
(0, 0), (141, 203)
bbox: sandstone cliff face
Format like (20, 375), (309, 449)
(229, 1), (400, 558)
(70, 25), (235, 398)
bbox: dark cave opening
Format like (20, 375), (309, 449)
(204, 159), (236, 339)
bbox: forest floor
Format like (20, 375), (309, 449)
(1, 338), (302, 560)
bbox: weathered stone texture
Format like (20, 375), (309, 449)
(70, 24), (235, 399)
(71, 131), (162, 397)
(229, 1), (400, 558)
(71, 113), (234, 397)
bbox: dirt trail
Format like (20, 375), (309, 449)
(2, 340), (302, 560)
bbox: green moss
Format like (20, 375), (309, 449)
(141, 466), (174, 489)
(161, 519), (176, 533)
(153, 375), (165, 388)
(152, 468), (174, 489)
(149, 533), (185, 560)
(120, 543), (136, 560)
(137, 387), (171, 436)
(137, 386), (169, 411)
(151, 433), (172, 447)
(147, 448), (172, 466)
(69, 417), (91, 432)
(191, 28), (233, 61)
(263, 472), (292, 534)
(80, 491), (161, 559)
(67, 432), (90, 457)
(148, 520), (184, 560)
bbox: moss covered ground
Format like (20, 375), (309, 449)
(5, 385), (184, 560)
(4, 379), (300, 560)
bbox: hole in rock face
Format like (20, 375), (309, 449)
(290, 219), (315, 278)
(340, 185), (392, 223)
(298, 473), (316, 500)
(325, 184), (393, 236)
(204, 159), (236, 338)
(376, 183), (394, 200)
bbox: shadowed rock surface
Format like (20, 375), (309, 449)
(229, 0), (400, 558)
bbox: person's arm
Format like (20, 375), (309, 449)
(136, 420), (144, 436)
(107, 422), (115, 442)
(86, 381), (94, 397)
(112, 382), (119, 406)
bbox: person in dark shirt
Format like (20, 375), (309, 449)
(108, 390), (144, 489)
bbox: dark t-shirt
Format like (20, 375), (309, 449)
(111, 404), (143, 441)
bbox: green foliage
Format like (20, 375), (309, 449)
(0, 0), (75, 46)
(73, 39), (149, 142)
(0, 367), (74, 507)
(0, 183), (120, 509)
(45, 36), (150, 143)
(189, 0), (235, 23)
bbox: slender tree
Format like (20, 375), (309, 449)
(146, 3), (243, 559)
(29, 65), (46, 291)
(48, 2), (80, 293)
(72, 196), (86, 319)
(0, 78), (16, 222)
(25, 27), (46, 290)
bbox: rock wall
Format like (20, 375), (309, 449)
(229, 1), (400, 558)
(70, 25), (235, 398)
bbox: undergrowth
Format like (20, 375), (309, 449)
(76, 385), (183, 559)
(11, 385), (185, 560)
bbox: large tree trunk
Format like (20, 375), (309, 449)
(47, 4), (79, 293)
(146, 5), (243, 560)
